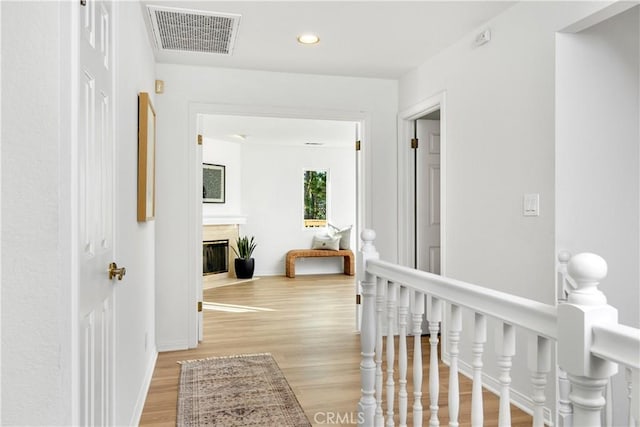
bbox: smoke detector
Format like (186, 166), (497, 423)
(146, 5), (241, 55)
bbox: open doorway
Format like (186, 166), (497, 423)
(192, 110), (366, 340)
(397, 93), (447, 276)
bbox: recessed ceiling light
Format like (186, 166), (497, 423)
(297, 34), (320, 45)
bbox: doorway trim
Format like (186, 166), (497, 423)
(186, 102), (369, 347)
(397, 91), (447, 276)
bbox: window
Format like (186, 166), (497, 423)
(303, 169), (328, 228)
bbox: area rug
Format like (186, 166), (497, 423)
(176, 353), (311, 426)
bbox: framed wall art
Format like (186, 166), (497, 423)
(203, 163), (225, 203)
(137, 92), (156, 221)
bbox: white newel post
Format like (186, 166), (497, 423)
(359, 229), (380, 427)
(558, 253), (618, 427)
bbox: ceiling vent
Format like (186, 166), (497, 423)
(146, 5), (241, 55)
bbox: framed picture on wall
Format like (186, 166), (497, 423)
(203, 163), (225, 203)
(137, 92), (156, 221)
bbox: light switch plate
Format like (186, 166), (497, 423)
(523, 193), (539, 216)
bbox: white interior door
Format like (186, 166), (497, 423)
(78, 0), (117, 424)
(416, 119), (441, 274)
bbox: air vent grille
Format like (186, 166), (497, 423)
(147, 6), (240, 55)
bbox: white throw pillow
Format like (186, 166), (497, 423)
(312, 234), (340, 251)
(328, 223), (352, 250)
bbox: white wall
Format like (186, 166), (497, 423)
(242, 143), (355, 276)
(401, 1), (613, 302)
(1, 2), (70, 424)
(557, 6), (639, 424)
(155, 65), (397, 349)
(399, 1), (625, 421)
(114, 2), (158, 425)
(557, 4), (639, 328)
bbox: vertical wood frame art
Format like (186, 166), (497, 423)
(137, 92), (156, 221)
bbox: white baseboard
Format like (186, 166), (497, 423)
(129, 348), (158, 426)
(157, 340), (189, 352)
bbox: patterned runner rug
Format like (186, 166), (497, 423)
(176, 353), (311, 426)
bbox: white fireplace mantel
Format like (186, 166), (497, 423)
(203, 215), (247, 225)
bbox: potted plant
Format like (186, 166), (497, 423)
(232, 235), (257, 279)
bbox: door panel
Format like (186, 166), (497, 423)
(78, 0), (115, 424)
(417, 119), (441, 274)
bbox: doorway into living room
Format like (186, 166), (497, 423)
(199, 114), (360, 277)
(193, 109), (365, 339)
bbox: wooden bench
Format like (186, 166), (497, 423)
(285, 249), (355, 278)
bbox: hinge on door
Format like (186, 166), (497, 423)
(411, 138), (419, 149)
(197, 134), (203, 145)
(355, 140), (361, 151)
(356, 294), (361, 305)
(80, 0), (86, 5)
(198, 301), (203, 312)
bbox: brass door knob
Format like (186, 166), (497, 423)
(108, 262), (126, 280)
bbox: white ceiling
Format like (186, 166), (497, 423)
(144, 1), (514, 145)
(201, 114), (357, 147)
(140, 0), (515, 79)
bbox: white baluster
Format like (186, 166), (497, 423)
(428, 296), (442, 427)
(496, 322), (515, 427)
(627, 368), (634, 427)
(557, 251), (574, 427)
(471, 313), (486, 427)
(387, 282), (398, 427)
(358, 229), (379, 427)
(398, 286), (410, 427)
(558, 253), (618, 427)
(375, 277), (387, 427)
(557, 369), (573, 427)
(528, 334), (550, 427)
(412, 291), (425, 427)
(448, 304), (462, 427)
(605, 380), (612, 426)
(558, 250), (572, 301)
(627, 367), (639, 427)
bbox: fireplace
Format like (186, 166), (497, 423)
(203, 239), (229, 275)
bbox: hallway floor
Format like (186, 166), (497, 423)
(139, 274), (532, 426)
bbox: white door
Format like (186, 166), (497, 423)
(78, 0), (117, 424)
(416, 119), (441, 274)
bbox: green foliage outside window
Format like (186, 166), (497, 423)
(304, 170), (327, 227)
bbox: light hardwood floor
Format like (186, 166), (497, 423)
(139, 274), (532, 426)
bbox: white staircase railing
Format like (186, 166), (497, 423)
(357, 229), (640, 427)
